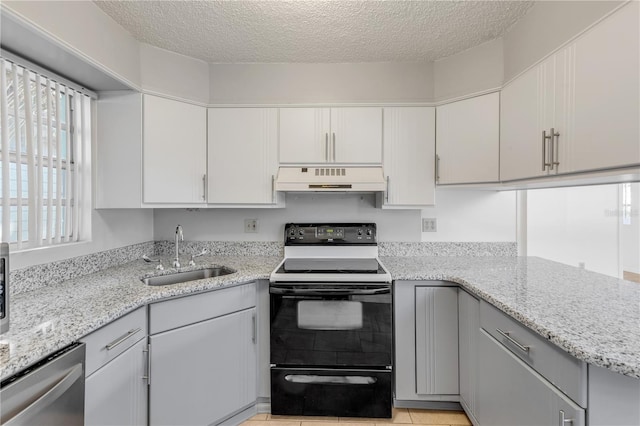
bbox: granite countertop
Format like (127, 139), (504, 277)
(2, 255), (640, 381)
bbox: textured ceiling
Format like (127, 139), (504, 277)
(94, 1), (534, 64)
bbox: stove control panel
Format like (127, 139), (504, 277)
(285, 223), (376, 245)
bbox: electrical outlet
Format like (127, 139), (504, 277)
(244, 219), (258, 233)
(578, 262), (585, 269)
(422, 218), (437, 232)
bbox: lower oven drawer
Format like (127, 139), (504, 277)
(271, 367), (392, 418)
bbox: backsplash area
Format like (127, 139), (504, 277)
(10, 241), (516, 295)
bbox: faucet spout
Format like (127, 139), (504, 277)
(173, 225), (184, 268)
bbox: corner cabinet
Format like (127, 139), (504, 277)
(143, 95), (207, 204)
(148, 283), (257, 426)
(458, 290), (480, 425)
(380, 107), (435, 207)
(500, 2), (640, 182)
(395, 281), (459, 405)
(436, 93), (499, 185)
(207, 108), (283, 206)
(279, 107), (382, 164)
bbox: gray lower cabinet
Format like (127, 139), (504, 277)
(148, 283), (257, 426)
(395, 281), (459, 404)
(85, 338), (148, 426)
(458, 290), (479, 424)
(477, 328), (585, 426)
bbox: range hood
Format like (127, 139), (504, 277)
(275, 166), (386, 192)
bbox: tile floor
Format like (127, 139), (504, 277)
(240, 408), (472, 426)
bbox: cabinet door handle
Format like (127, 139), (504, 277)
(325, 133), (329, 162)
(542, 130), (552, 171)
(435, 155), (440, 183)
(559, 410), (573, 425)
(332, 132), (336, 162)
(551, 128), (560, 170)
(252, 313), (257, 344)
(142, 343), (151, 386)
(496, 328), (530, 353)
(202, 174), (206, 201)
(105, 327), (142, 350)
(271, 174), (276, 203)
(385, 176), (390, 202)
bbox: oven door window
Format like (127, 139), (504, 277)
(298, 301), (363, 330)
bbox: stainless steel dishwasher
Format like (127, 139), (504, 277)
(1, 342), (85, 425)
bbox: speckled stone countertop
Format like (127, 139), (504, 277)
(0, 255), (280, 380)
(2, 255), (639, 381)
(381, 256), (640, 379)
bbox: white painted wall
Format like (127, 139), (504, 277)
(420, 189), (517, 242)
(2, 0), (141, 88)
(503, 0), (622, 82)
(209, 62), (434, 104)
(433, 38), (503, 102)
(621, 183), (640, 275)
(140, 43), (210, 104)
(153, 189), (517, 243)
(527, 185), (620, 278)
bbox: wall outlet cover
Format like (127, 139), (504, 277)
(422, 218), (437, 232)
(244, 219), (258, 233)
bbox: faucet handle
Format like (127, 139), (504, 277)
(143, 255), (164, 270)
(189, 249), (208, 266)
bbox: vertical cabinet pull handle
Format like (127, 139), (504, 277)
(142, 343), (151, 385)
(252, 313), (257, 344)
(332, 133), (336, 162)
(559, 410), (573, 425)
(435, 155), (440, 183)
(325, 133), (329, 162)
(551, 128), (560, 170)
(202, 174), (206, 201)
(385, 176), (390, 202)
(542, 130), (553, 171)
(271, 174), (276, 203)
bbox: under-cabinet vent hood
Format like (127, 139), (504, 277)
(275, 166), (386, 192)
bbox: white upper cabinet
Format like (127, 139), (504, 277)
(279, 107), (382, 164)
(436, 93), (500, 184)
(143, 95), (207, 204)
(569, 1), (640, 173)
(382, 107), (435, 207)
(208, 108), (282, 206)
(501, 2), (639, 182)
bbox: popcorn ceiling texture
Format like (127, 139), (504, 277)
(94, 1), (534, 63)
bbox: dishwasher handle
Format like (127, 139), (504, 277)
(4, 363), (83, 426)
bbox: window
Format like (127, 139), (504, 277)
(0, 57), (91, 249)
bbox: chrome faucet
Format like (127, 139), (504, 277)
(173, 225), (184, 268)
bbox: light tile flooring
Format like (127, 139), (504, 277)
(240, 408), (472, 426)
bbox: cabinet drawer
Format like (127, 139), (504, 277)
(81, 306), (147, 376)
(480, 301), (587, 407)
(149, 282), (256, 335)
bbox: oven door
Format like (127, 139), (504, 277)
(269, 283), (392, 369)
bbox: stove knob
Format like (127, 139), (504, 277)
(357, 229), (363, 236)
(366, 229), (373, 236)
(299, 230), (305, 236)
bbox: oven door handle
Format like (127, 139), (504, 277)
(269, 286), (390, 296)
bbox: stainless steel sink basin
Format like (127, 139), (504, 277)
(142, 266), (235, 286)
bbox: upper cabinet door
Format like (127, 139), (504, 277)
(208, 108), (280, 205)
(500, 66), (546, 182)
(382, 107), (435, 207)
(279, 107), (382, 164)
(279, 108), (330, 163)
(568, 2), (640, 173)
(331, 107), (383, 164)
(436, 93), (500, 184)
(143, 95), (207, 204)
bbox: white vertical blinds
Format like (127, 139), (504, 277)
(0, 57), (91, 248)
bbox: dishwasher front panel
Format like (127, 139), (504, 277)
(0, 343), (85, 426)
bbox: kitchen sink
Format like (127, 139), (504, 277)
(142, 266), (235, 286)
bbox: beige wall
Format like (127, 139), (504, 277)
(503, 1), (623, 82)
(434, 38), (503, 102)
(209, 62), (434, 104)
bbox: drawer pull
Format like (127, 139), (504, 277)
(559, 410), (573, 425)
(105, 327), (142, 350)
(496, 328), (530, 353)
